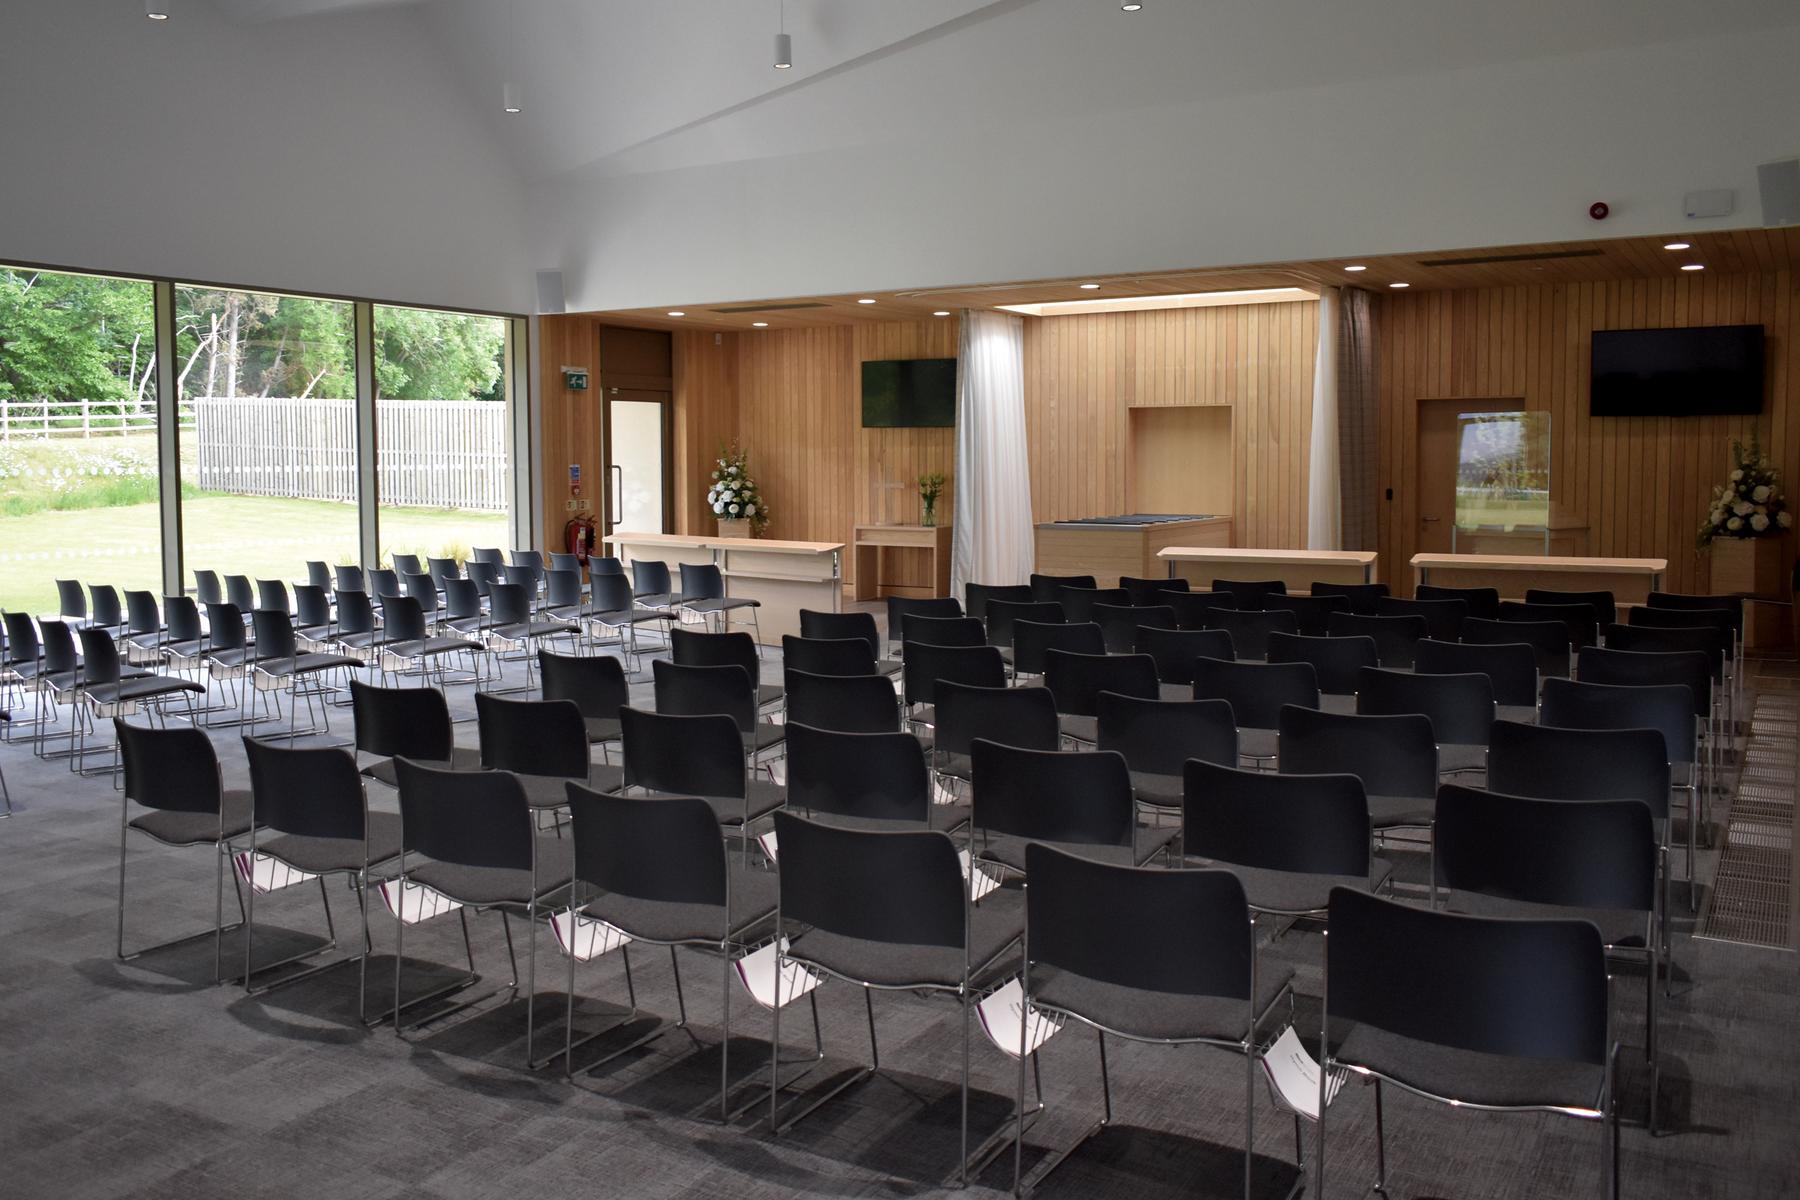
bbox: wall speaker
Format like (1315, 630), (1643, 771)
(1758, 158), (1800, 228)
(535, 269), (566, 315)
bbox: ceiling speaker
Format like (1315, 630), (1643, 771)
(535, 269), (566, 315)
(1757, 158), (1800, 228)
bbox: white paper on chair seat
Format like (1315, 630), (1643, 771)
(931, 776), (959, 807)
(757, 829), (781, 862)
(233, 851), (318, 894)
(1260, 1025), (1346, 1121)
(977, 978), (1064, 1058)
(958, 850), (1001, 901)
(376, 878), (464, 924)
(549, 910), (632, 962)
(734, 937), (822, 1010)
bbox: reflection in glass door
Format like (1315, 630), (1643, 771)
(605, 393), (668, 536)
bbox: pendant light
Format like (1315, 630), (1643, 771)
(774, 0), (792, 68)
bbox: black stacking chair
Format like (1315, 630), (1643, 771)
(886, 595), (963, 656)
(653, 659), (787, 764)
(1119, 575), (1191, 606)
(249, 610), (359, 741)
(485, 582), (578, 686)
(50, 578), (91, 626)
(1012, 620), (1103, 679)
(114, 720), (256, 983)
(1013, 845), (1292, 1200)
(673, 627), (781, 711)
(257, 578), (295, 619)
(784, 722), (959, 832)
(1605, 620), (1732, 733)
(1578, 646), (1713, 794)
(439, 577), (487, 641)
(1527, 588), (1617, 630)
(332, 564), (364, 595)
(984, 599), (1063, 653)
(784, 669), (900, 734)
(293, 584), (334, 645)
(1192, 657), (1319, 768)
(1309, 581), (1389, 614)
(200, 602), (262, 723)
(1630, 602), (1742, 719)
(799, 608), (894, 674)
(964, 583), (1033, 623)
(1646, 591), (1743, 685)
(241, 738), (402, 1017)
(1464, 614), (1570, 678)
(1356, 666), (1495, 775)
(393, 552), (425, 578)
(1211, 578), (1288, 609)
(192, 569), (226, 608)
(1042, 649), (1158, 745)
(1183, 760), (1381, 916)
(1093, 602), (1175, 654)
(303, 560), (332, 590)
(476, 692), (624, 814)
(159, 595), (209, 676)
(767, 812), (1027, 1183)
(1137, 625), (1234, 685)
(678, 561), (762, 639)
(1435, 783), (1661, 1134)
(378, 594), (480, 689)
(931, 678), (1060, 785)
(1205, 607), (1299, 662)
(330, 589), (380, 661)
(428, 557), (462, 594)
(1316, 888), (1617, 1200)
(1279, 706), (1438, 855)
(1056, 585), (1131, 624)
(120, 590), (164, 665)
(364, 569), (401, 603)
(349, 678), (479, 787)
(901, 642), (1007, 727)
(220, 574), (256, 620)
(1326, 611), (1427, 669)
(470, 546), (504, 565)
(618, 707), (786, 841)
(539, 649), (628, 759)
(1376, 596), (1467, 642)
(1500, 599), (1597, 651)
(88, 584), (126, 634)
(561, 785), (783, 1107)
(1166, 589), (1242, 629)
(1030, 572), (1096, 602)
(1096, 691), (1236, 813)
(586, 573), (668, 669)
(631, 559), (681, 607)
(589, 555), (625, 577)
(1415, 583), (1499, 620)
(781, 634), (878, 677)
(902, 613), (987, 649)
(1414, 638), (1539, 713)
(970, 739), (1178, 876)
(465, 559), (501, 603)
(72, 626), (203, 773)
(389, 759), (574, 1064)
(1267, 631), (1377, 699)
(542, 568), (586, 621)
(1262, 592), (1349, 637)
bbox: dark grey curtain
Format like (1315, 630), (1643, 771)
(1336, 288), (1378, 551)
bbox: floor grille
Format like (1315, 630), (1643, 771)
(1697, 683), (1797, 950)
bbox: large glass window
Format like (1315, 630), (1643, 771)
(175, 286), (359, 585)
(373, 305), (510, 565)
(0, 265), (159, 616)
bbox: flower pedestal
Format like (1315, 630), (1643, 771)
(1709, 533), (1791, 598)
(716, 519), (752, 539)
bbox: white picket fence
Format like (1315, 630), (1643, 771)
(0, 397), (186, 439)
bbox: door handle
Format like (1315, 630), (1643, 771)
(1420, 516), (1441, 523)
(609, 464), (623, 531)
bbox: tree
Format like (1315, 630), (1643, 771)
(375, 307), (504, 402)
(0, 268), (153, 402)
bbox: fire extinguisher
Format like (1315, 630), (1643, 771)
(564, 518), (595, 564)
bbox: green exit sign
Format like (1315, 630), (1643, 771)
(562, 367), (589, 391)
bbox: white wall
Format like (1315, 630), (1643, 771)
(0, 0), (532, 315)
(533, 19), (1800, 312)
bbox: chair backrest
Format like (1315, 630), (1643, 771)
(1204, 607), (1299, 661)
(164, 596), (201, 645)
(393, 757), (533, 872)
(1043, 649), (1158, 716)
(1165, 590), (1241, 630)
(305, 560), (332, 589)
(251, 609), (300, 660)
(1325, 610), (1427, 668)
(1462, 615), (1570, 678)
(1192, 657), (1318, 729)
(1183, 760), (1369, 876)
(1602, 622), (1726, 680)
(781, 634), (877, 677)
(1030, 572), (1096, 602)
(539, 650), (627, 720)
(970, 739), (1136, 847)
(401, 571), (437, 607)
(294, 584), (332, 630)
(547, 550), (581, 574)
(567, 786), (726, 907)
(901, 613), (986, 648)
(510, 549), (545, 571)
(886, 595), (964, 637)
(465, 559), (500, 597)
(1119, 575), (1191, 606)
(671, 627), (760, 679)
(393, 552), (424, 577)
(799, 608), (880, 656)
(203, 603), (247, 653)
(1326, 887), (1607, 1070)
(588, 572), (635, 615)
(1056, 586), (1131, 624)
(244, 738), (367, 842)
(3, 612), (40, 664)
(335, 589), (375, 637)
(1486, 719), (1668, 820)
(502, 563), (542, 595)
(1525, 588), (1616, 629)
(1577, 645), (1711, 720)
(256, 579), (291, 615)
(1415, 584), (1500, 620)
(440, 577), (483, 622)
(77, 625), (124, 685)
(486, 582), (531, 628)
(983, 599), (1063, 649)
(35, 619), (76, 675)
(773, 811), (966, 951)
(476, 692), (591, 779)
(589, 555), (626, 577)
(1646, 591), (1743, 639)
(224, 574), (256, 613)
(349, 678), (453, 762)
(1355, 666), (1495, 745)
(1012, 620), (1104, 677)
(428, 557), (462, 587)
(784, 723), (931, 823)
(89, 584), (123, 628)
(1266, 631), (1377, 695)
(784, 669), (900, 734)
(652, 658), (758, 732)
(1376, 596), (1467, 642)
(1308, 580), (1389, 615)
(1499, 599), (1596, 650)
(332, 565), (364, 595)
(117, 720), (223, 814)
(1093, 602), (1175, 654)
(1025, 844), (1252, 1005)
(378, 595), (428, 644)
(964, 582), (1034, 623)
(933, 680), (1060, 758)
(1136, 625), (1234, 684)
(124, 590), (160, 637)
(620, 706), (746, 797)
(1096, 692), (1236, 776)
(1628, 604), (1738, 643)
(632, 559), (673, 597)
(470, 546), (504, 564)
(367, 569), (401, 600)
(901, 641), (1006, 707)
(679, 561), (727, 601)
(1540, 677), (1696, 765)
(1413, 637), (1538, 707)
(1260, 592), (1349, 637)
(1210, 578), (1287, 608)
(1278, 705), (1437, 799)
(1436, 784), (1657, 913)
(194, 570), (224, 606)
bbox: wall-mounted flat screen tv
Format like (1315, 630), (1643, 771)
(1590, 324), (1764, 416)
(861, 358), (957, 427)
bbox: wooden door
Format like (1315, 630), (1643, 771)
(1414, 397), (1519, 554)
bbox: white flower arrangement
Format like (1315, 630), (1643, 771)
(705, 442), (769, 534)
(1699, 436), (1789, 546)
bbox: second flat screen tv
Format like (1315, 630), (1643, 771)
(862, 358), (957, 427)
(1590, 325), (1764, 416)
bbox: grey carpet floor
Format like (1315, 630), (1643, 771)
(2, 638), (1797, 1199)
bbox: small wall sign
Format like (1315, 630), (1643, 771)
(562, 366), (590, 390)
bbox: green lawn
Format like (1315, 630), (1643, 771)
(0, 494), (505, 615)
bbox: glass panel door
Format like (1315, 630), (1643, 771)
(605, 392), (667, 535)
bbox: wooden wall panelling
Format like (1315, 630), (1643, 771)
(671, 329), (739, 535)
(536, 314), (601, 552)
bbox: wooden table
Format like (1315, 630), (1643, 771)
(1159, 546), (1379, 589)
(605, 531), (844, 644)
(852, 524), (952, 600)
(1409, 553), (1666, 602)
(1036, 516), (1233, 587)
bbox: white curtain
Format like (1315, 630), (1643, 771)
(951, 309), (1034, 597)
(1306, 287), (1342, 550)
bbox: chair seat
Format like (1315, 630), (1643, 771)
(1437, 743), (1488, 774)
(1368, 794), (1434, 830)
(362, 745), (484, 787)
(744, 722), (786, 755)
(1238, 728), (1278, 762)
(755, 683), (784, 709)
(787, 889), (1023, 989)
(255, 652), (361, 677)
(517, 764), (626, 811)
(803, 802), (972, 836)
(582, 716), (623, 745)
(682, 596), (761, 614)
(130, 789), (256, 846)
(639, 779), (787, 829)
(876, 657), (903, 678)
(977, 824), (1181, 874)
(1185, 857), (1394, 917)
(206, 648), (256, 668)
(592, 607), (668, 628)
(1320, 693), (1359, 715)
(385, 636), (472, 659)
(86, 675), (205, 705)
(491, 620), (577, 643)
(407, 835), (575, 908)
(1032, 960), (1294, 1044)
(1057, 713), (1098, 745)
(259, 811), (405, 874)
(581, 863), (778, 945)
(1446, 891), (1650, 949)
(441, 616), (487, 636)
(1496, 703), (1539, 724)
(1332, 1022), (1608, 1112)
(1130, 770), (1184, 810)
